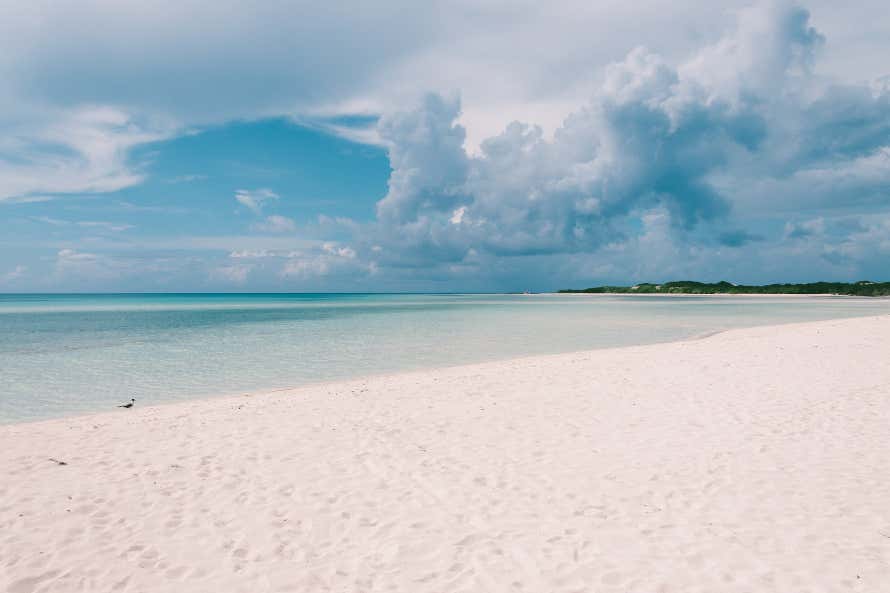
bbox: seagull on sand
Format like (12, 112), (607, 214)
(118, 398), (135, 409)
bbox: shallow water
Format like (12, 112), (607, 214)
(1, 293), (887, 423)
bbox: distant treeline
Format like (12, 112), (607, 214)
(559, 280), (890, 297)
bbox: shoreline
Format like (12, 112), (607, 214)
(1, 328), (733, 429)
(3, 315), (890, 591)
(550, 291), (889, 298)
(2, 311), (883, 428)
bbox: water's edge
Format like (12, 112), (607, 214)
(3, 294), (889, 424)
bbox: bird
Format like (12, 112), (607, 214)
(118, 398), (135, 409)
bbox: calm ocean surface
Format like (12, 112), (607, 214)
(1, 293), (888, 423)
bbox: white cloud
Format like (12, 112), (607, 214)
(449, 206), (467, 225)
(78, 221), (135, 232)
(280, 242), (363, 278)
(56, 248), (98, 263)
(235, 188), (279, 214)
(51, 248), (189, 285)
(322, 242), (357, 259)
(280, 258), (330, 278)
(31, 216), (133, 232)
(357, 1), (890, 278)
(166, 174), (207, 183)
(1, 0), (887, 202)
(211, 264), (252, 284)
(2, 265), (27, 282)
(0, 106), (173, 202)
(54, 248), (113, 280)
(251, 214), (296, 234)
(3, 1), (890, 290)
(229, 249), (275, 259)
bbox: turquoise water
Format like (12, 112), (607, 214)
(1, 293), (888, 423)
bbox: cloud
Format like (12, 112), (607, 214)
(30, 216), (68, 226)
(211, 264), (252, 284)
(3, 1), (890, 290)
(78, 221), (135, 232)
(31, 216), (133, 232)
(280, 243), (363, 279)
(0, 106), (173, 202)
(785, 217), (826, 239)
(251, 214), (296, 234)
(718, 230), (764, 247)
(236, 190), (296, 234)
(376, 93), (470, 224)
(829, 215), (890, 265)
(2, 265), (27, 283)
(1, 1), (442, 199)
(56, 248), (98, 263)
(166, 174), (207, 184)
(229, 250), (277, 259)
(4, 0), (888, 202)
(45, 246), (221, 289)
(234, 188), (279, 214)
(54, 248), (114, 280)
(348, 1), (890, 282)
(52, 248), (189, 285)
(223, 241), (363, 280)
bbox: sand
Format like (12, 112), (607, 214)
(2, 315), (889, 593)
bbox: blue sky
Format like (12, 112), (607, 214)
(0, 120), (390, 290)
(1, 0), (889, 291)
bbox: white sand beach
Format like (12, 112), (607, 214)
(2, 315), (889, 593)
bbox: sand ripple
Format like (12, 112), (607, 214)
(2, 316), (889, 592)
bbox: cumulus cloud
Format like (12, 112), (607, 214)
(225, 241), (363, 280)
(350, 1), (890, 283)
(3, 0), (887, 202)
(376, 93), (470, 224)
(280, 245), (364, 279)
(3, 1), (890, 290)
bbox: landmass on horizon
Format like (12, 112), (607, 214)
(559, 280), (890, 296)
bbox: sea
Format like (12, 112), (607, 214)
(1, 293), (888, 423)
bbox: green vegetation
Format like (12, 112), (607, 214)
(559, 280), (890, 297)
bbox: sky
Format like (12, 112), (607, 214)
(1, 0), (889, 292)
